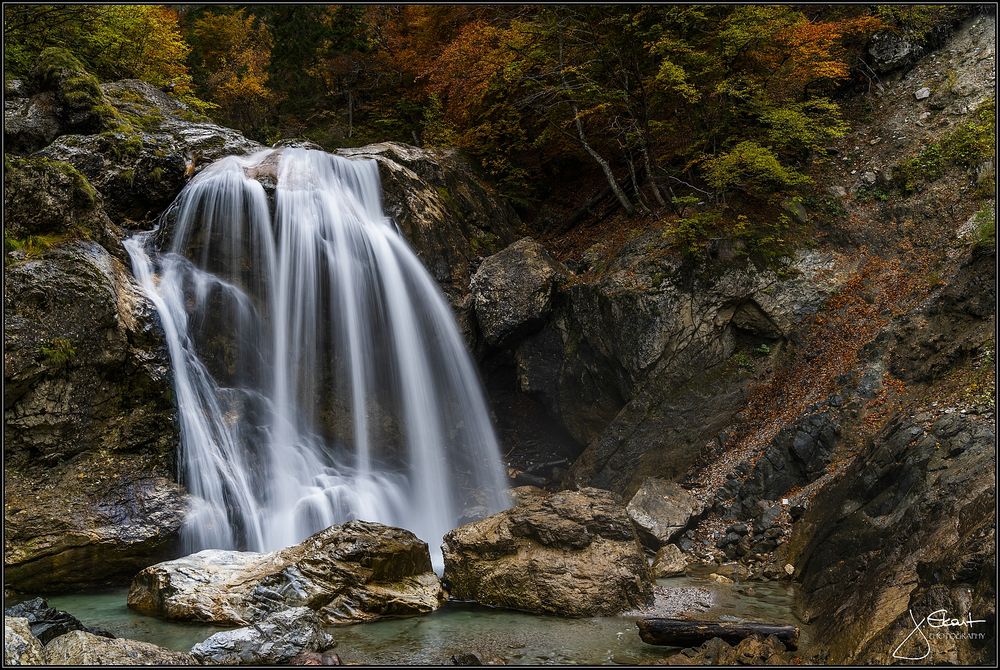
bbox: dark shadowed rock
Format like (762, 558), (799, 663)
(442, 487), (653, 616)
(470, 237), (566, 348)
(4, 597), (114, 645)
(190, 608), (334, 665)
(128, 520), (444, 626)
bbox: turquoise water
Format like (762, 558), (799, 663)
(24, 571), (809, 665)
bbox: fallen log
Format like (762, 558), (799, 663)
(636, 618), (799, 651)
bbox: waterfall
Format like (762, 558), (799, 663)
(124, 147), (510, 566)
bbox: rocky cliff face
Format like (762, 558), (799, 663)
(3, 75), (520, 593)
(464, 11), (995, 664)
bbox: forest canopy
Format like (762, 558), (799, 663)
(2, 3), (971, 264)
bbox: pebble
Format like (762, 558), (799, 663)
(915, 87), (931, 100)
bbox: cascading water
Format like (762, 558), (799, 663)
(125, 147), (510, 566)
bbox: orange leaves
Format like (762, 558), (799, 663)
(190, 10), (275, 128)
(423, 20), (521, 127)
(776, 15), (884, 92)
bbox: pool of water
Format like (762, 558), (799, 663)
(17, 570), (809, 665)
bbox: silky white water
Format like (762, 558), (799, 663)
(125, 148), (510, 565)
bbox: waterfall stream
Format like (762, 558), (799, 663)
(125, 147), (510, 565)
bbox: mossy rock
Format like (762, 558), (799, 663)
(28, 47), (116, 134)
(3, 155), (103, 247)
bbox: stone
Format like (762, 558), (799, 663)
(827, 185), (848, 198)
(451, 652), (484, 665)
(470, 237), (566, 348)
(868, 31), (924, 73)
(915, 87), (932, 100)
(4, 93), (61, 153)
(4, 617), (44, 666)
(783, 564), (795, 576)
(626, 478), (705, 548)
(662, 634), (792, 665)
(4, 597), (113, 644)
(128, 520), (444, 626)
(861, 171), (877, 185)
(652, 544), (689, 578)
(708, 573), (735, 585)
(190, 608), (334, 665)
(442, 487), (653, 616)
(43, 630), (195, 665)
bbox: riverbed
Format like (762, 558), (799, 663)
(25, 570), (810, 665)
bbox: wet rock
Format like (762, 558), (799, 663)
(128, 520), (445, 626)
(43, 630), (194, 665)
(442, 487), (653, 616)
(470, 238), (566, 348)
(652, 544), (689, 578)
(708, 573), (734, 585)
(4, 617), (44, 666)
(190, 608), (334, 665)
(626, 478), (705, 549)
(4, 597), (113, 644)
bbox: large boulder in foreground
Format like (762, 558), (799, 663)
(4, 617), (44, 666)
(4, 597), (112, 644)
(626, 478), (706, 549)
(442, 487), (653, 616)
(128, 520), (445, 626)
(43, 630), (194, 665)
(470, 237), (566, 348)
(190, 608), (334, 665)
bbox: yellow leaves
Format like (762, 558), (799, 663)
(655, 59), (700, 102)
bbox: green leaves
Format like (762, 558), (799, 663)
(703, 141), (810, 196)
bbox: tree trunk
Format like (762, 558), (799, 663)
(641, 142), (667, 207)
(636, 618), (799, 651)
(556, 29), (633, 214)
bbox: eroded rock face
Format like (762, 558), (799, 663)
(190, 608), (335, 665)
(128, 520), (444, 626)
(3, 237), (183, 591)
(627, 478), (706, 549)
(661, 634), (794, 665)
(470, 237), (565, 348)
(4, 617), (45, 666)
(4, 597), (112, 645)
(43, 630), (194, 665)
(442, 487), (653, 616)
(789, 410), (995, 664)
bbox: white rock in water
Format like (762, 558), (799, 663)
(784, 563), (796, 576)
(915, 87), (931, 100)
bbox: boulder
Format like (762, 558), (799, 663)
(4, 597), (113, 644)
(4, 617), (44, 666)
(43, 630), (194, 665)
(128, 520), (444, 626)
(626, 478), (706, 549)
(652, 544), (689, 578)
(442, 487), (653, 616)
(470, 237), (566, 348)
(190, 608), (334, 665)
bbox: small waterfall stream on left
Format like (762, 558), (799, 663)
(125, 147), (510, 566)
